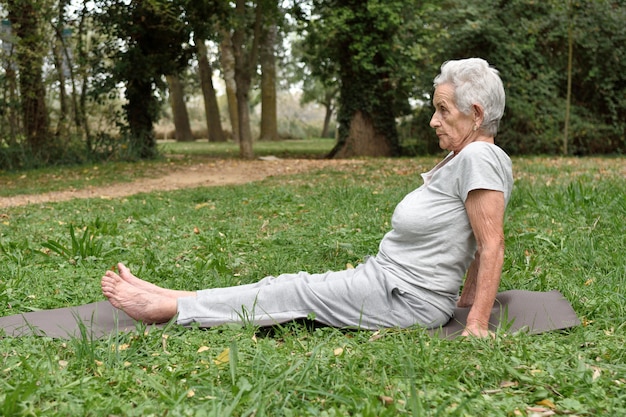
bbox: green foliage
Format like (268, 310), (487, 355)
(93, 0), (195, 160)
(301, 0), (430, 155)
(410, 0), (626, 155)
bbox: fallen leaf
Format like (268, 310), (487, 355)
(162, 334), (169, 353)
(197, 346), (210, 353)
(499, 380), (518, 388)
(187, 389), (195, 398)
(536, 399), (556, 409)
(213, 348), (230, 366)
(379, 395), (393, 405)
(333, 347), (344, 356)
(589, 365), (602, 381)
(526, 406), (555, 416)
(369, 331), (383, 342)
(482, 389), (502, 394)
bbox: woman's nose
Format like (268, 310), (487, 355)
(429, 113), (439, 128)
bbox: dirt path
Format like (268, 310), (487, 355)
(0, 158), (362, 208)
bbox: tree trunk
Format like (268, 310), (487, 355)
(52, 0), (70, 138)
(321, 89), (336, 138)
(220, 32), (239, 143)
(331, 111), (393, 158)
(76, 0), (91, 145)
(7, 1), (50, 154)
(321, 104), (333, 138)
(125, 78), (157, 159)
(231, 0), (263, 159)
(1, 19), (19, 145)
(236, 86), (254, 158)
(196, 38), (226, 142)
(4, 66), (19, 145)
(166, 74), (193, 142)
(259, 22), (278, 141)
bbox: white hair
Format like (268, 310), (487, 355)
(433, 58), (505, 136)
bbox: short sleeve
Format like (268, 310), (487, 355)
(454, 142), (513, 203)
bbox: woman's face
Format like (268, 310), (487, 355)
(429, 83), (477, 152)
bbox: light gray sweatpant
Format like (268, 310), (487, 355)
(176, 257), (450, 330)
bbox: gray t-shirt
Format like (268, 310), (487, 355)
(375, 141), (513, 313)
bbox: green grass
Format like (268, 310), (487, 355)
(0, 153), (625, 416)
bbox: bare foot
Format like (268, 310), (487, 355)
(101, 270), (178, 324)
(115, 263), (196, 299)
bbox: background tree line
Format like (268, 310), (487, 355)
(0, 0), (624, 169)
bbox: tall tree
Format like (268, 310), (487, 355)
(219, 32), (240, 143)
(231, 0), (263, 159)
(302, 80), (338, 138)
(6, 0), (50, 155)
(183, 1), (228, 143)
(195, 37), (226, 142)
(288, 35), (339, 138)
(166, 74), (193, 142)
(0, 18), (20, 146)
(74, 0), (93, 146)
(259, 1), (279, 141)
(51, 0), (71, 138)
(303, 0), (418, 157)
(95, 0), (191, 159)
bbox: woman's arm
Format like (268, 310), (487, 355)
(462, 189), (506, 337)
(458, 253), (479, 308)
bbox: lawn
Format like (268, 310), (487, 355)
(0, 147), (625, 416)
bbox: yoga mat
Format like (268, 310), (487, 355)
(429, 290), (580, 339)
(0, 290), (579, 340)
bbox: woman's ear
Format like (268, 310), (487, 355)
(472, 104), (485, 127)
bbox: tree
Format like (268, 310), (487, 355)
(195, 37), (226, 142)
(51, 0), (71, 138)
(0, 18), (20, 147)
(302, 0), (420, 157)
(6, 0), (50, 155)
(95, 0), (192, 159)
(219, 32), (240, 143)
(183, 1), (228, 143)
(73, 0), (93, 144)
(301, 79), (338, 138)
(166, 74), (193, 142)
(259, 2), (279, 141)
(288, 35), (339, 138)
(231, 0), (263, 158)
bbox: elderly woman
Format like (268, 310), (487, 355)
(102, 58), (513, 337)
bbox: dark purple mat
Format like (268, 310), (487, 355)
(0, 290), (579, 339)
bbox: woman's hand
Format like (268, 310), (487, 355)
(462, 322), (494, 338)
